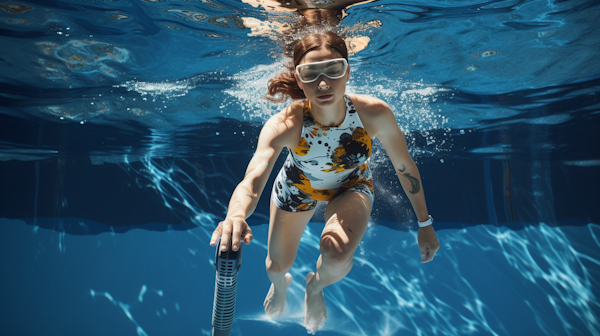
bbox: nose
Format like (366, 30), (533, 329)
(317, 77), (330, 90)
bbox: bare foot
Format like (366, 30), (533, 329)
(263, 272), (293, 316)
(305, 272), (327, 334)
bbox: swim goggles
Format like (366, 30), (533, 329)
(295, 58), (348, 83)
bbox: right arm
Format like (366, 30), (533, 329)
(209, 105), (301, 252)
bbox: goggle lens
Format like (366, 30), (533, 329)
(296, 58), (348, 83)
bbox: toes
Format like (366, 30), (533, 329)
(263, 284), (273, 307)
(284, 272), (293, 286)
(305, 320), (320, 335)
(305, 272), (315, 284)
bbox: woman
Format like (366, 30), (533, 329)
(209, 31), (440, 334)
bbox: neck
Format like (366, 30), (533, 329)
(308, 96), (346, 127)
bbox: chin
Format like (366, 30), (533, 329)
(314, 99), (335, 106)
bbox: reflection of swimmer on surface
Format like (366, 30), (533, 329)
(241, 1), (381, 56)
(210, 30), (440, 334)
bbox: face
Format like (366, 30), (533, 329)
(295, 46), (350, 107)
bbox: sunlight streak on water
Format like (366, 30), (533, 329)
(138, 285), (147, 302)
(485, 223), (600, 335)
(2, 216), (598, 335)
(121, 154), (219, 231)
(234, 222), (600, 335)
(90, 288), (150, 336)
(238, 224), (492, 335)
(58, 231), (66, 253)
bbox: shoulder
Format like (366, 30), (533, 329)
(349, 93), (391, 112)
(259, 101), (305, 148)
(347, 94), (397, 137)
(266, 101), (304, 125)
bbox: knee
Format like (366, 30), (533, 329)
(265, 255), (293, 274)
(320, 234), (353, 272)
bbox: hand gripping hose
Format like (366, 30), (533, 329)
(212, 237), (243, 336)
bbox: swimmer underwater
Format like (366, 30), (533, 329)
(209, 31), (440, 334)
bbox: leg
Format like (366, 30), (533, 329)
(264, 199), (315, 316)
(305, 192), (372, 333)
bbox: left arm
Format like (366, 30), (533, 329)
(375, 110), (429, 223)
(359, 96), (440, 263)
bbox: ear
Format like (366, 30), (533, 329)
(294, 71), (304, 91)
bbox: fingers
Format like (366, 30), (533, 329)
(235, 226), (254, 251)
(420, 243), (430, 263)
(231, 221), (242, 252)
(242, 227), (254, 245)
(418, 226), (440, 263)
(420, 243), (439, 263)
(230, 221), (255, 251)
(209, 222), (223, 246)
(208, 221), (232, 252)
(209, 219), (253, 252)
(220, 221), (233, 252)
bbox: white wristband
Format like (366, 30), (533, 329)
(418, 215), (433, 228)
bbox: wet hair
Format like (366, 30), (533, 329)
(301, 9), (342, 26)
(265, 31), (348, 103)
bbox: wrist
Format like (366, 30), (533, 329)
(418, 215), (433, 228)
(225, 213), (245, 221)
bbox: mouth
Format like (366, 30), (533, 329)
(317, 94), (333, 100)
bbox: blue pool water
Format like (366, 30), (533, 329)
(1, 0), (599, 335)
(2, 217), (600, 336)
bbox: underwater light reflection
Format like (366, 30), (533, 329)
(485, 223), (600, 335)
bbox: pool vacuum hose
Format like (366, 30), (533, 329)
(212, 237), (243, 336)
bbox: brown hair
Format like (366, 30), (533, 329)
(265, 31), (348, 103)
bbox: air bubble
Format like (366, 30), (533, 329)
(481, 51), (498, 57)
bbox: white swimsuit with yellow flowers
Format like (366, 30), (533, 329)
(271, 95), (374, 212)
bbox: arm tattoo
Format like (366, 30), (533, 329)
(398, 164), (406, 172)
(398, 168), (421, 194)
(245, 193), (253, 199)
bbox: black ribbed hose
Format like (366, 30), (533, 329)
(212, 237), (243, 336)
